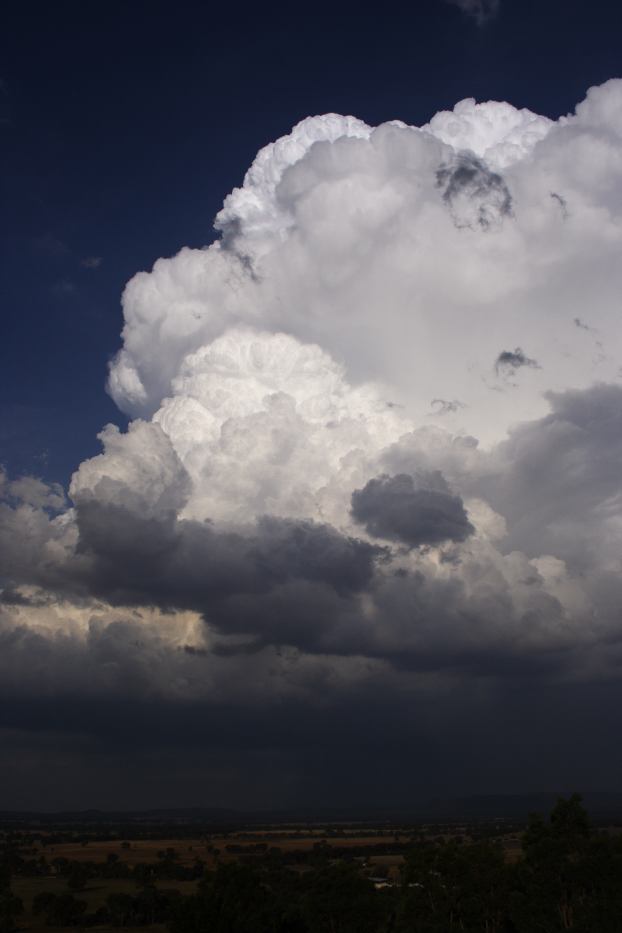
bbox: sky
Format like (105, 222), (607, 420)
(2, 0), (622, 810)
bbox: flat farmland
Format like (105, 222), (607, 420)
(218, 831), (405, 849)
(34, 830), (407, 865)
(32, 838), (210, 865)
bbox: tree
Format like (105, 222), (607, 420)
(168, 862), (282, 933)
(300, 863), (388, 933)
(398, 839), (507, 933)
(508, 793), (622, 932)
(35, 892), (87, 927)
(0, 891), (23, 933)
(106, 892), (135, 926)
(0, 861), (22, 933)
(67, 861), (90, 891)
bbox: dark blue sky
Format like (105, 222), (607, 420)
(1, 0), (621, 486)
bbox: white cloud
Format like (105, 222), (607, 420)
(107, 83), (622, 454)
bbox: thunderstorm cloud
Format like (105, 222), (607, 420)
(5, 78), (622, 805)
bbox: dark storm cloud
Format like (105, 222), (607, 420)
(350, 472), (473, 548)
(5, 384), (622, 678)
(73, 505), (379, 607)
(5, 388), (622, 809)
(0, 467), (572, 672)
(5, 383), (622, 808)
(68, 493), (362, 664)
(4, 661), (622, 811)
(0, 476), (381, 654)
(436, 153), (512, 230)
(74, 502), (384, 654)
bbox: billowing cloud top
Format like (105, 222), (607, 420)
(4, 79), (622, 805)
(108, 83), (622, 451)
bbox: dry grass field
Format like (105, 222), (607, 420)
(33, 831), (408, 866)
(32, 838), (209, 866)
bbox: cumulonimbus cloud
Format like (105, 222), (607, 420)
(4, 79), (622, 801)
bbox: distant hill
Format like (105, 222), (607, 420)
(423, 792), (622, 821)
(3, 792), (622, 826)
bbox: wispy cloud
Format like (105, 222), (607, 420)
(444, 0), (500, 26)
(50, 279), (77, 297)
(81, 256), (103, 270)
(32, 234), (71, 257)
(32, 236), (104, 272)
